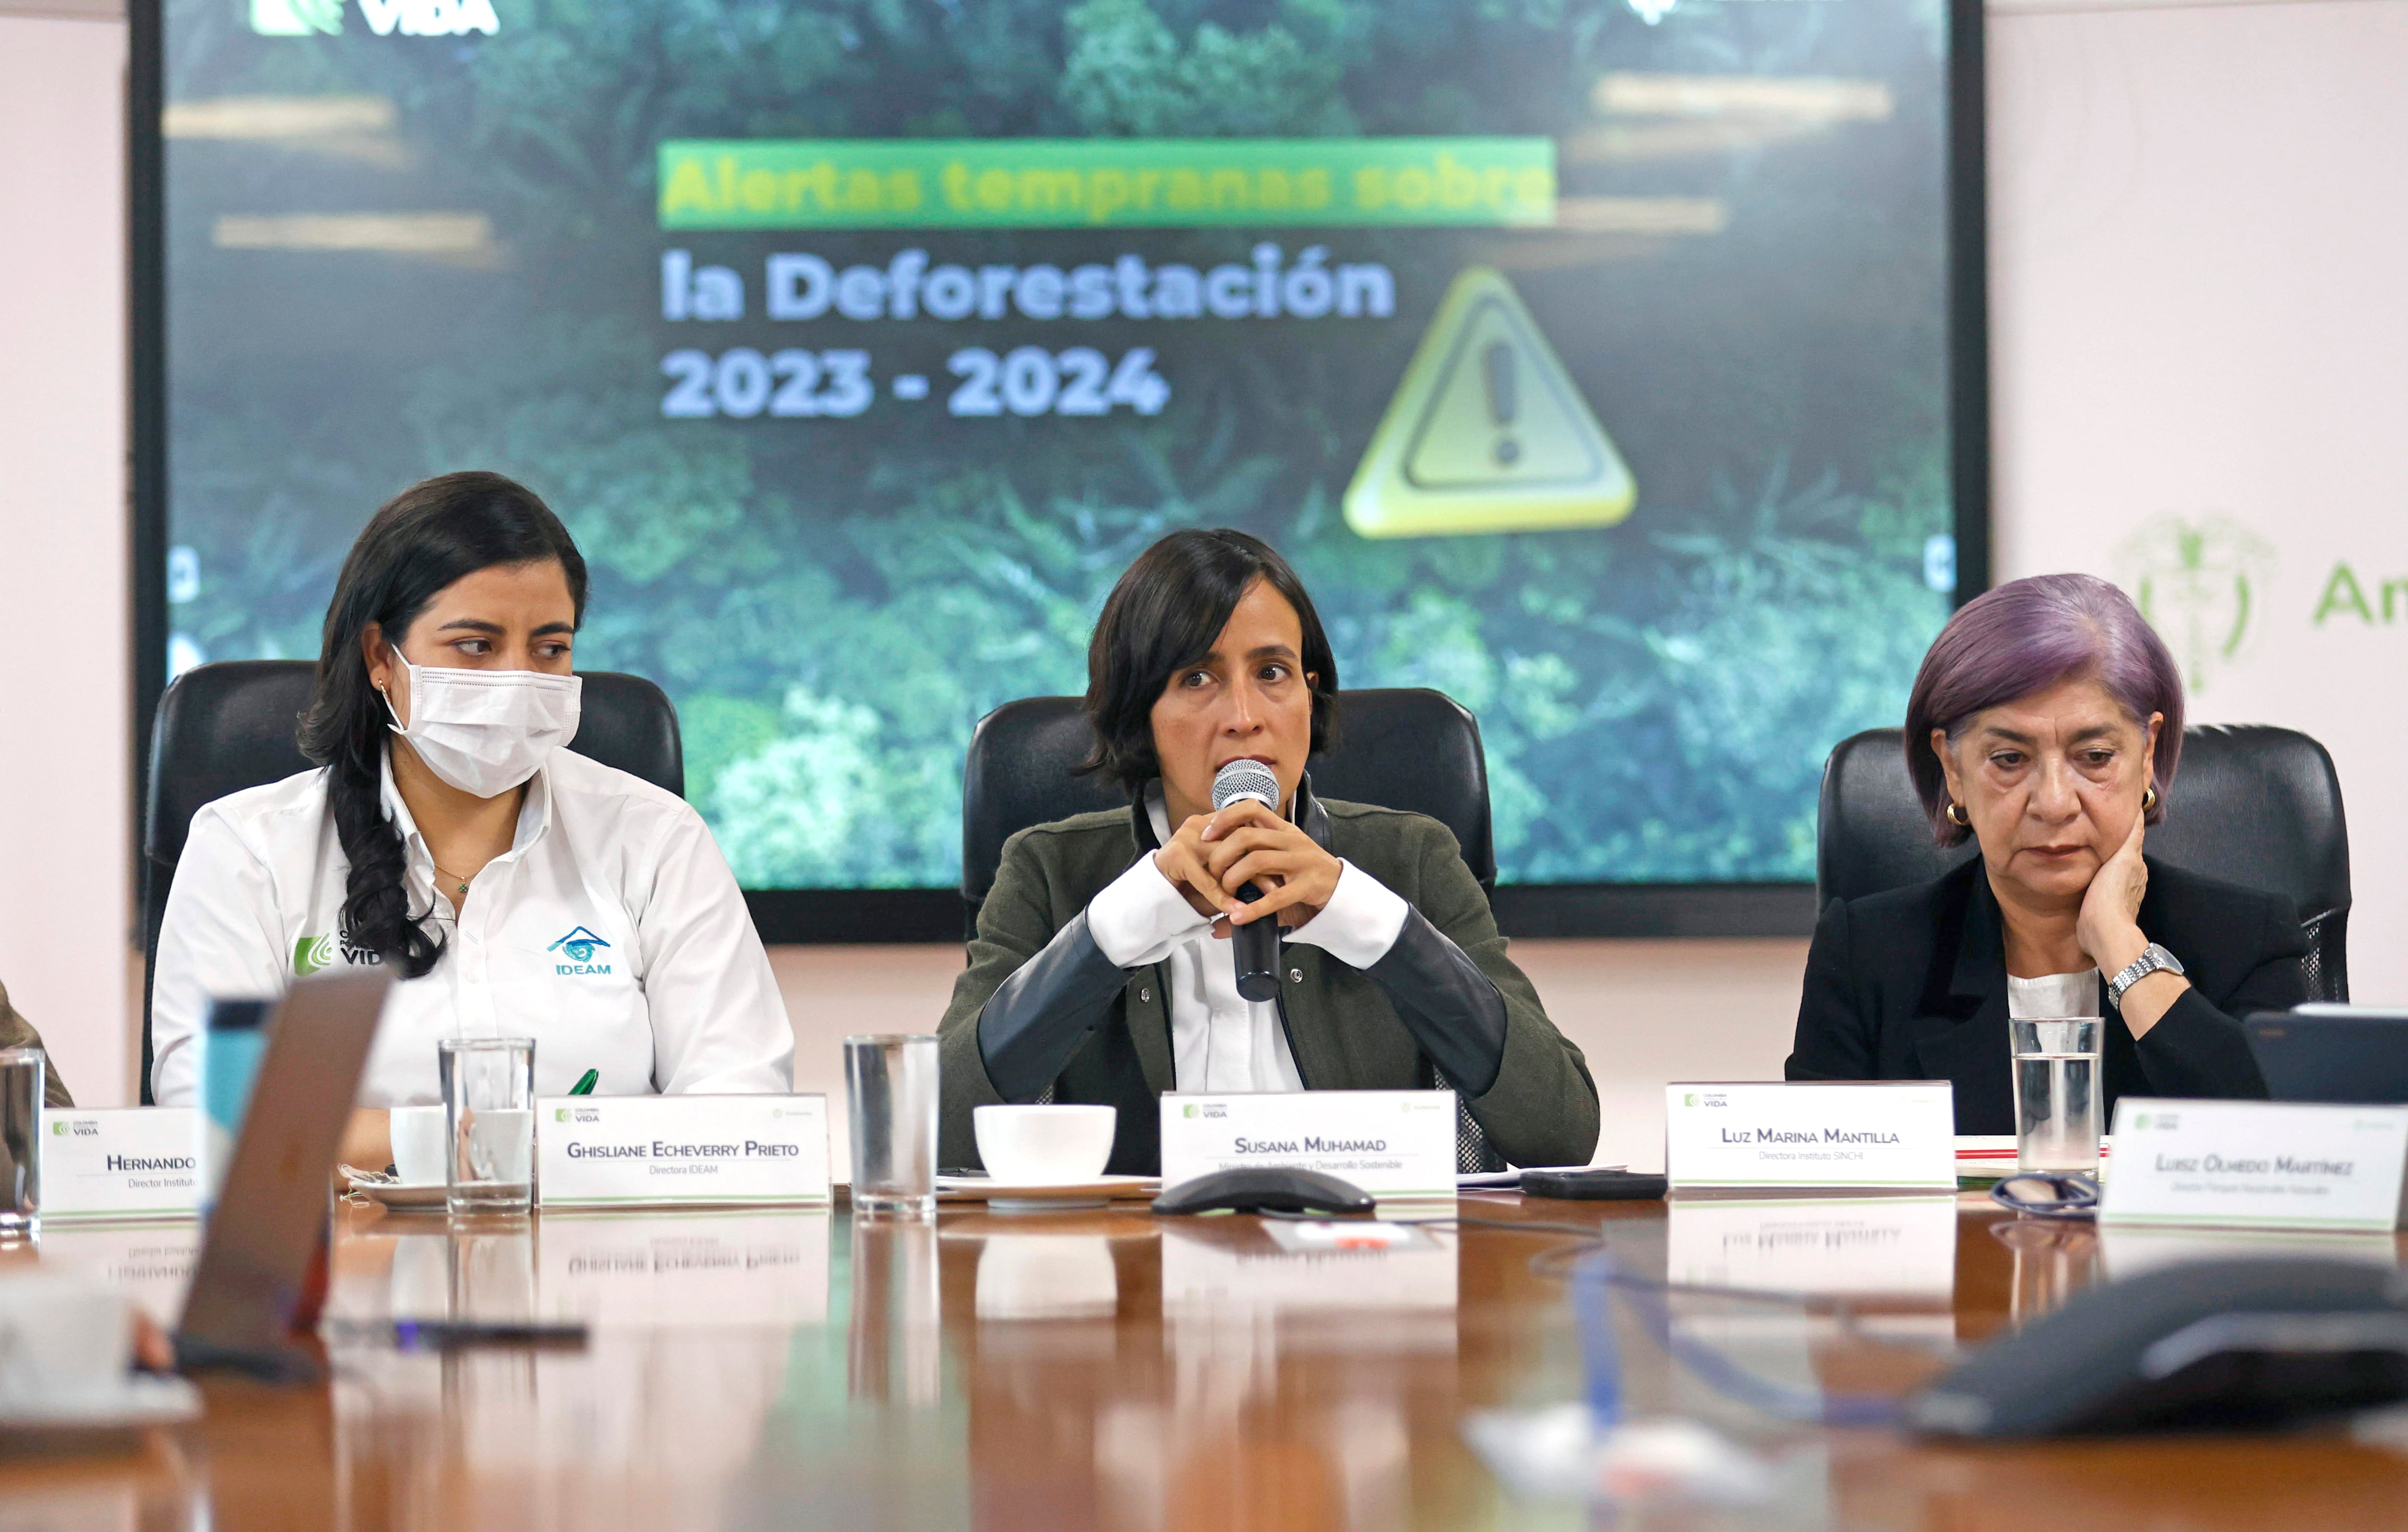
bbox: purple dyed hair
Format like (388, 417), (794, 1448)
(1905, 573), (2184, 847)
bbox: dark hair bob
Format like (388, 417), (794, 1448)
(1078, 529), (1338, 793)
(297, 471), (588, 976)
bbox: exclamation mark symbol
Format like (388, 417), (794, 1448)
(1484, 341), (1521, 467)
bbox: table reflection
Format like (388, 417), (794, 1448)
(936, 1212), (1459, 1532)
(2100, 1224), (2400, 1280)
(1667, 1196), (1958, 1298)
(320, 1208), (834, 1532)
(28, 1221), (202, 1326)
(975, 1233), (1119, 1323)
(1990, 1218), (2100, 1324)
(24, 1195), (2408, 1532)
(1659, 1199), (1958, 1454)
(851, 1217), (941, 1407)
(328, 1209), (835, 1328)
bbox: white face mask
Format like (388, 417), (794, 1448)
(384, 651), (582, 799)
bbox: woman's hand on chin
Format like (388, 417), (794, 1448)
(2076, 812), (2152, 977)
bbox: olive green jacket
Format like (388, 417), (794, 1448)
(937, 788), (1598, 1174)
(0, 979), (75, 1107)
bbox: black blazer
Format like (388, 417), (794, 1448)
(1787, 856), (2305, 1134)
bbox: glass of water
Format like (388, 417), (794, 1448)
(0, 1048), (44, 1233)
(846, 1035), (937, 1219)
(2010, 1018), (2103, 1174)
(439, 1038), (536, 1217)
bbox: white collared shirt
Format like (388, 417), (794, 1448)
(1082, 790), (1410, 1093)
(150, 748), (793, 1108)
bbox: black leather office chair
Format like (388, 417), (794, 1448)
(1817, 725), (2351, 1001)
(139, 660), (685, 1101)
(960, 688), (1507, 1169)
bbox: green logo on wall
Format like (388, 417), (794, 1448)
(2116, 515), (2276, 696)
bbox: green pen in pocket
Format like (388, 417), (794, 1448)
(569, 1069), (599, 1096)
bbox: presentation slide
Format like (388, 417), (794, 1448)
(159, 0), (1958, 899)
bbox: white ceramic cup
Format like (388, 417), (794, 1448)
(972, 1104), (1117, 1185)
(390, 1104), (450, 1186)
(0, 1275), (133, 1404)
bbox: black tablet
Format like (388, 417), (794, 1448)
(2245, 1007), (2408, 1105)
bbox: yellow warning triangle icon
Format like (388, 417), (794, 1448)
(1343, 267), (1636, 539)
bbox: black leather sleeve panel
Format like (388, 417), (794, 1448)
(976, 910), (1131, 1102)
(1362, 908), (1508, 1098)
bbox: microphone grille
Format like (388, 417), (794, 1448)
(1211, 758), (1282, 813)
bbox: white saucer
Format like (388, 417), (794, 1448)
(0, 1374), (200, 1433)
(935, 1174), (1158, 1212)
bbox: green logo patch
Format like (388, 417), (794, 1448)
(294, 932), (337, 976)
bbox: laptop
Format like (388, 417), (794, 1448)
(175, 966), (393, 1376)
(2244, 1005), (2408, 1105)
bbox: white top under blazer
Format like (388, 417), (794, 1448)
(1079, 786), (1411, 1094)
(150, 748), (793, 1108)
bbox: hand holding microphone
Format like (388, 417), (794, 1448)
(1151, 761), (1345, 1002)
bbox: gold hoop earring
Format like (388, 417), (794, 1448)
(2143, 785), (2158, 812)
(1945, 802), (1968, 828)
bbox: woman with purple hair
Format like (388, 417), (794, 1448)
(1787, 573), (2304, 1132)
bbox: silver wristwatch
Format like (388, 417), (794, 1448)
(2107, 942), (2185, 1007)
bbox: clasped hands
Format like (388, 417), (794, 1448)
(1153, 798), (1343, 938)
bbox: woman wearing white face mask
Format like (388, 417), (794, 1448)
(149, 472), (793, 1169)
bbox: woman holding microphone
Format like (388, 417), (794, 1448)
(938, 528), (1599, 1174)
(150, 472), (791, 1168)
(1787, 572), (2303, 1131)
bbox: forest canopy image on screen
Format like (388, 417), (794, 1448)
(160, 0), (1958, 894)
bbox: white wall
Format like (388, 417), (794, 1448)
(1988, 0), (2408, 1000)
(0, 12), (132, 1104)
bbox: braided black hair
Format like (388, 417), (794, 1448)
(296, 472), (588, 976)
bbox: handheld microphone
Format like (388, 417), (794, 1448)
(1211, 760), (1284, 1003)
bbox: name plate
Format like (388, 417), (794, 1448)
(537, 1095), (830, 1209)
(40, 1109), (202, 1220)
(2101, 1098), (2408, 1232)
(1665, 1082), (1956, 1191)
(1159, 1090), (1456, 1199)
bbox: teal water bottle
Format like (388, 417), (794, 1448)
(200, 997), (273, 1208)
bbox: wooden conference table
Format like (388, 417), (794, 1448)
(8, 1192), (2408, 1530)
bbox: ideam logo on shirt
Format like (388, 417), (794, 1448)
(548, 926), (613, 976)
